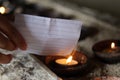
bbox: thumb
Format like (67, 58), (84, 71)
(0, 53), (12, 64)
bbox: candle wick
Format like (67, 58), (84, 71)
(71, 49), (76, 56)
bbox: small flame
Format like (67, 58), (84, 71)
(66, 56), (72, 64)
(0, 6), (6, 14)
(111, 42), (115, 49)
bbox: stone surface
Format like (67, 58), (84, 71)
(0, 50), (60, 80)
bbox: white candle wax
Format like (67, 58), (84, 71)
(55, 58), (78, 66)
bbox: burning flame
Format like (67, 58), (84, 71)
(66, 56), (72, 64)
(111, 42), (115, 49)
(0, 6), (6, 14)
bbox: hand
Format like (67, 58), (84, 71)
(0, 14), (27, 64)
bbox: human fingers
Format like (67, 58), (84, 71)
(0, 15), (27, 50)
(0, 53), (12, 64)
(0, 32), (16, 50)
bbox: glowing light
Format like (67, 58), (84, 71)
(55, 55), (78, 66)
(0, 7), (6, 14)
(111, 42), (115, 49)
(66, 56), (73, 64)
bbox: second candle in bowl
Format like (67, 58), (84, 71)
(92, 40), (120, 64)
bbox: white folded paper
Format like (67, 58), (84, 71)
(14, 14), (82, 56)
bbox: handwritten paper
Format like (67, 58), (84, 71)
(14, 14), (82, 56)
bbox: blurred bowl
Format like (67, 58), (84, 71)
(92, 39), (120, 64)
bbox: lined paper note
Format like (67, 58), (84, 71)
(14, 14), (82, 56)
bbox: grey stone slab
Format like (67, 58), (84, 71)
(0, 50), (61, 80)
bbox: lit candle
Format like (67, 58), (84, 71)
(103, 42), (120, 53)
(92, 40), (120, 63)
(111, 42), (115, 49)
(0, 6), (6, 14)
(55, 56), (78, 66)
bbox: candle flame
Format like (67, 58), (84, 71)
(66, 56), (72, 64)
(111, 42), (115, 49)
(0, 6), (6, 14)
